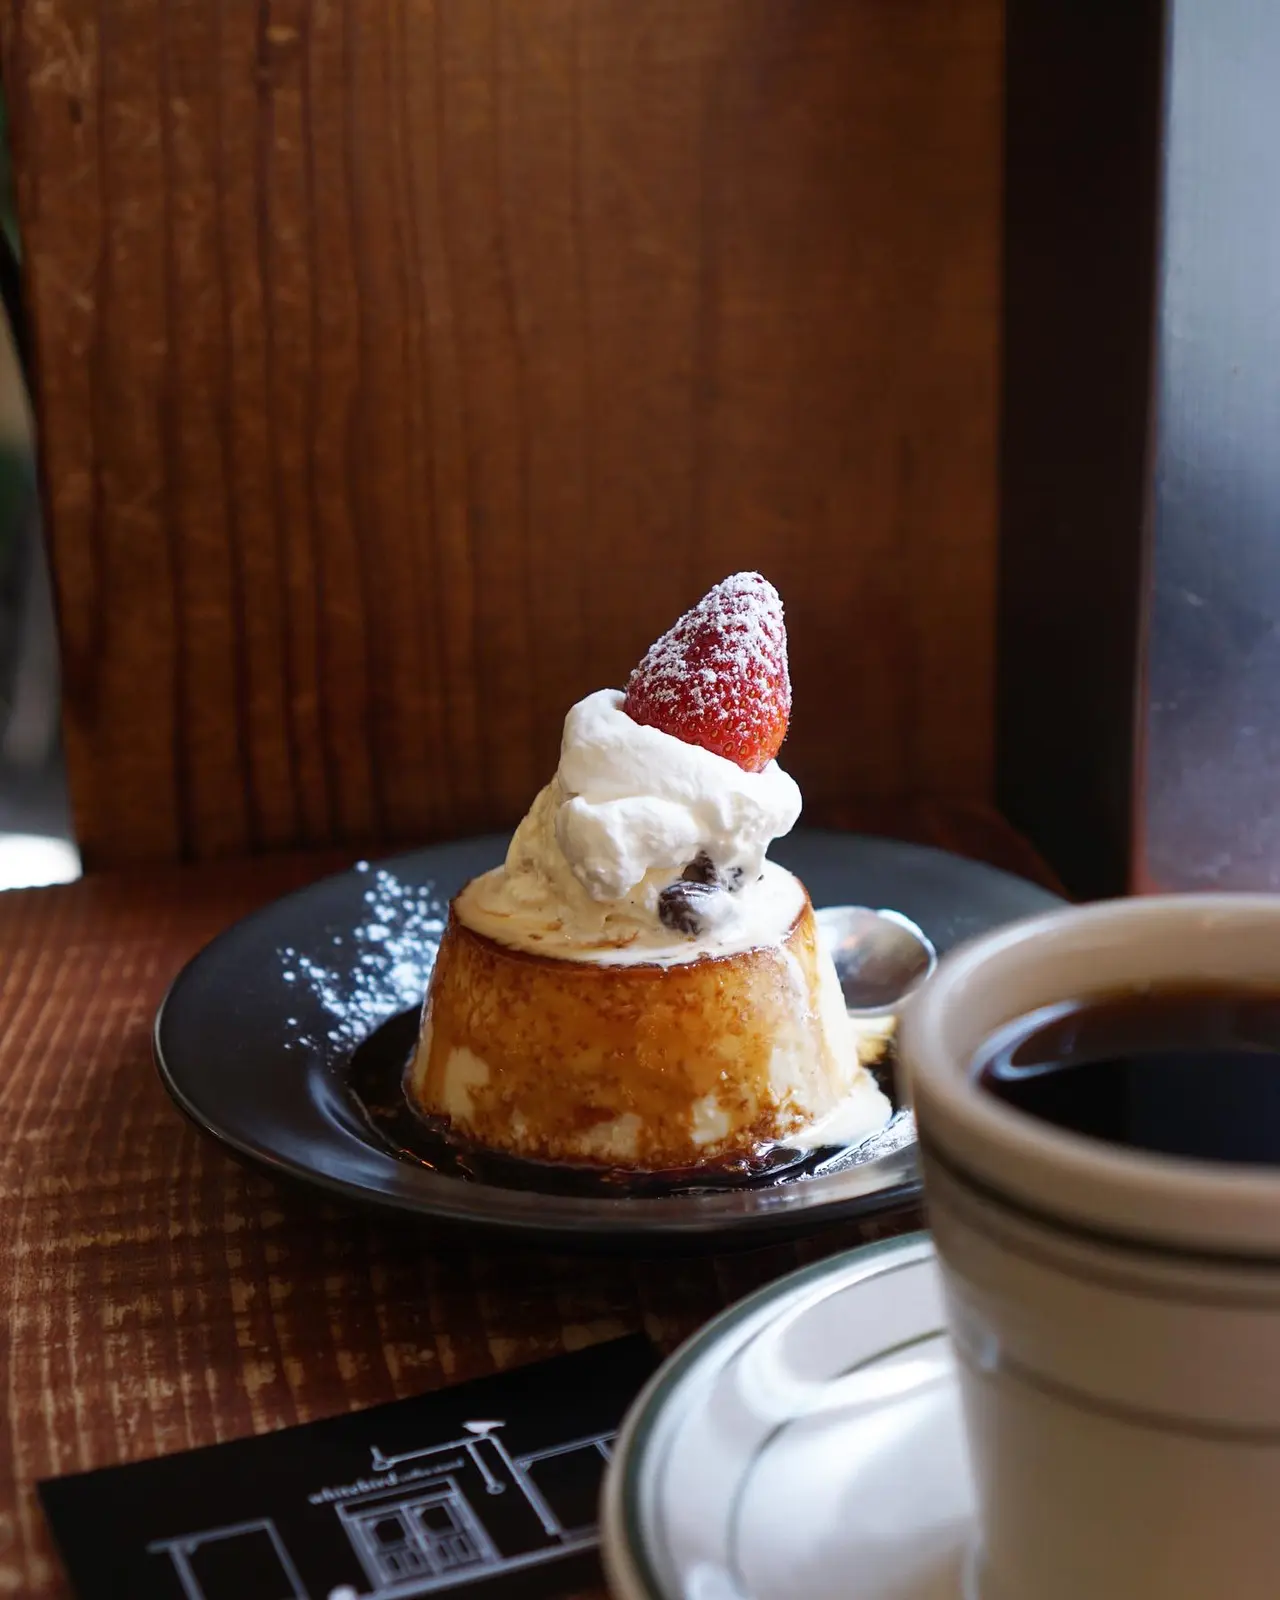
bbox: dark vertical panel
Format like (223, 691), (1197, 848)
(998, 0), (1166, 899)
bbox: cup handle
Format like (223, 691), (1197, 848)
(732, 1290), (953, 1430)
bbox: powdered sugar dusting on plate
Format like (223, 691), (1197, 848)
(279, 862), (446, 1052)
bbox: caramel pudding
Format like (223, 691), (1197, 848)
(408, 573), (892, 1170)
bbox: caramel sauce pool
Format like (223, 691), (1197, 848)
(347, 1009), (902, 1199)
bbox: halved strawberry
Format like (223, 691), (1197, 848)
(621, 572), (791, 772)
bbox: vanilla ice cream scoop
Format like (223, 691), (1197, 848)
(458, 688), (804, 965)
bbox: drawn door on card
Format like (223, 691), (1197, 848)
(342, 1484), (494, 1585)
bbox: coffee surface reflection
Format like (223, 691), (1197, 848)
(976, 984), (1280, 1166)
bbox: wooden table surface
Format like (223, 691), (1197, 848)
(0, 802), (1059, 1597)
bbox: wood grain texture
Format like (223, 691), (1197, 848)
(0, 804), (1053, 1598)
(2, 0), (1003, 868)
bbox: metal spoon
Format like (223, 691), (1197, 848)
(814, 905), (938, 1015)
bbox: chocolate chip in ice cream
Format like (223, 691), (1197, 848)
(658, 880), (719, 935)
(681, 852), (746, 892)
(681, 852), (721, 886)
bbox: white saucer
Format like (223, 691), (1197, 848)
(601, 1233), (978, 1599)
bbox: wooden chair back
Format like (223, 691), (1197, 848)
(2, 0), (1001, 868)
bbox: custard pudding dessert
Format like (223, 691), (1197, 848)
(409, 573), (892, 1171)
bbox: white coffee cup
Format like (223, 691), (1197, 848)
(899, 894), (1280, 1600)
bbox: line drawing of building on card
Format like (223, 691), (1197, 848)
(147, 1419), (616, 1599)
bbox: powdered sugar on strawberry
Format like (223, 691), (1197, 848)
(622, 572), (791, 772)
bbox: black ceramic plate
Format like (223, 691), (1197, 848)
(154, 830), (1062, 1250)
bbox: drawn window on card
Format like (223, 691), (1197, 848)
(148, 1519), (306, 1600)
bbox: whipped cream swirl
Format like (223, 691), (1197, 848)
(456, 689), (804, 964)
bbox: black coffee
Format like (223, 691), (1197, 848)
(975, 985), (1280, 1166)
